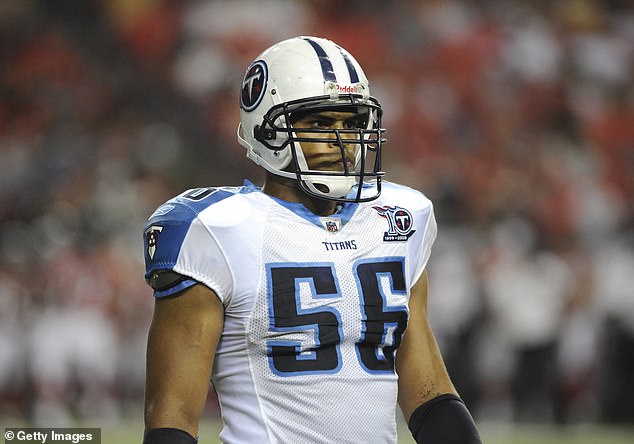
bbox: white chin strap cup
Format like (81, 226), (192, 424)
(303, 175), (356, 199)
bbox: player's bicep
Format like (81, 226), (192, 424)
(145, 284), (224, 437)
(396, 270), (456, 421)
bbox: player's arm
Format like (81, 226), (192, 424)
(396, 270), (482, 444)
(143, 283), (224, 444)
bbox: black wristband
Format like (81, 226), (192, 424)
(408, 394), (482, 444)
(143, 428), (197, 444)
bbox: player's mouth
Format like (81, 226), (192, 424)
(312, 158), (356, 172)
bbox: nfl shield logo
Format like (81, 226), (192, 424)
(321, 217), (341, 233)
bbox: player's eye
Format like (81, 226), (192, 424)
(344, 116), (367, 129)
(312, 118), (330, 128)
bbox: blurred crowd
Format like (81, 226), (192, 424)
(0, 0), (633, 427)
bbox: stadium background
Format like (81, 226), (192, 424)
(0, 0), (632, 442)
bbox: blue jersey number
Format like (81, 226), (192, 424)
(267, 259), (408, 376)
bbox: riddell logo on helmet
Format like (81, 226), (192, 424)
(335, 84), (362, 94)
(325, 81), (366, 95)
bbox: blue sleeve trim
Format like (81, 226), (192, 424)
(153, 279), (198, 298)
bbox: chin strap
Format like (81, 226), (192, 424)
(294, 139), (357, 199)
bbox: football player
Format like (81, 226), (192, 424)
(142, 36), (481, 444)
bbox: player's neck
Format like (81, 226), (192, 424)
(263, 174), (338, 216)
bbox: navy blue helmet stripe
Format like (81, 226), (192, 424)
(337, 46), (360, 83)
(303, 38), (337, 82)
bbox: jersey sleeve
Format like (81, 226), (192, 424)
(407, 193), (438, 287)
(143, 199), (233, 302)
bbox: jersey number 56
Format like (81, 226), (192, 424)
(266, 258), (408, 376)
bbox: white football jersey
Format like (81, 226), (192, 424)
(143, 180), (437, 444)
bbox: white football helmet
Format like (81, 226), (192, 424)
(237, 36), (386, 202)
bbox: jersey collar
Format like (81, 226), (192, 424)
(244, 179), (359, 228)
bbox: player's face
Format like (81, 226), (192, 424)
(291, 110), (368, 173)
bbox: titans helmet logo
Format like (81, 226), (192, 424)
(241, 60), (267, 112)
